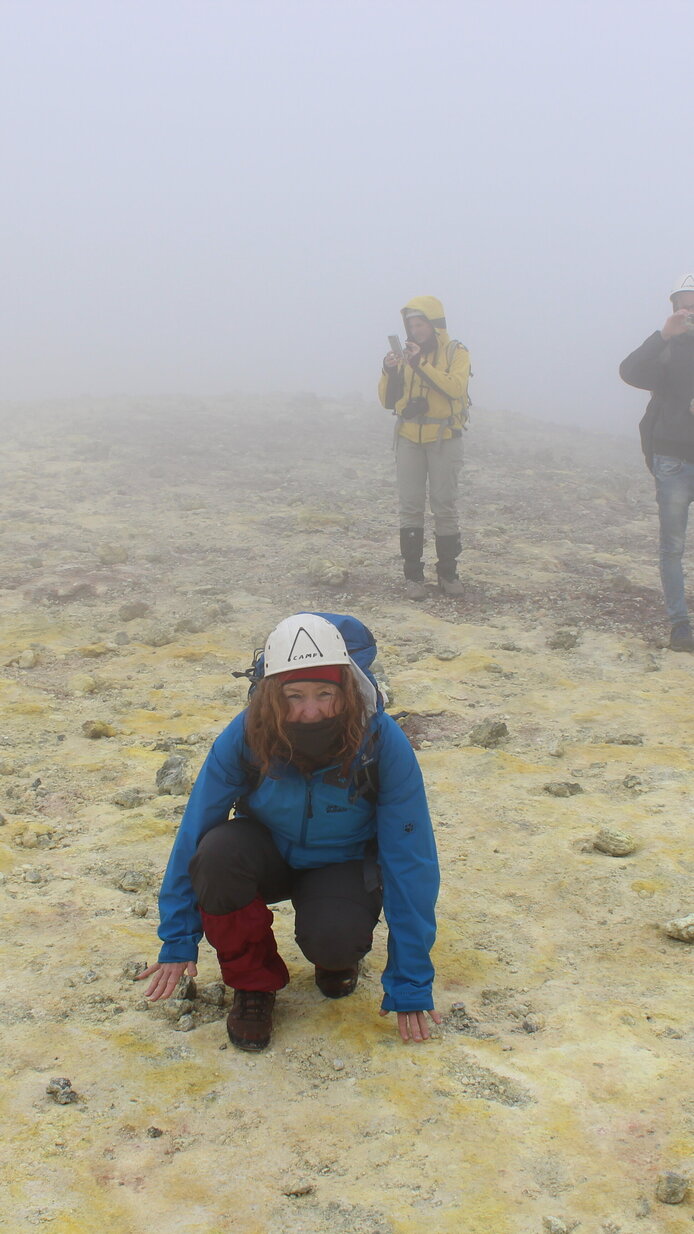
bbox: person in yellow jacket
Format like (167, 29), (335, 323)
(378, 295), (471, 598)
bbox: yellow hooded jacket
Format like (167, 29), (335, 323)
(378, 295), (471, 445)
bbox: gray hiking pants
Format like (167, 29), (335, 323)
(396, 434), (463, 535)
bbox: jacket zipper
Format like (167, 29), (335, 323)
(299, 782), (313, 847)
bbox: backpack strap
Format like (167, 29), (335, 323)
(445, 339), (472, 416)
(348, 730), (380, 804)
(232, 736), (265, 817)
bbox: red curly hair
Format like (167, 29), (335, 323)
(244, 668), (367, 777)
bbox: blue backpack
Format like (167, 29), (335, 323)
(232, 612), (382, 804)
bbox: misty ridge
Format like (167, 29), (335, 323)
(1, 1), (689, 438)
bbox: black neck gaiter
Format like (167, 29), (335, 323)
(285, 716), (344, 765)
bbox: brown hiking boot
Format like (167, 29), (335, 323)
(314, 965), (359, 999)
(226, 990), (275, 1051)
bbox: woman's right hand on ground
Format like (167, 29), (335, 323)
(136, 960), (198, 1001)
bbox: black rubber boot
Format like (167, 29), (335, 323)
(435, 534), (463, 596)
(669, 620), (694, 652)
(400, 527), (426, 599)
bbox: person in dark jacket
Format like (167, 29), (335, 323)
(138, 613), (441, 1051)
(620, 274), (694, 651)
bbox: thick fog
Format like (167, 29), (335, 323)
(1, 0), (691, 430)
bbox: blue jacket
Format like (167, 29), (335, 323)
(157, 710), (439, 1012)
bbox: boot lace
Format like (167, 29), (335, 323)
(236, 990), (273, 1021)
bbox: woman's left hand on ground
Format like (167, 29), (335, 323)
(379, 1007), (442, 1042)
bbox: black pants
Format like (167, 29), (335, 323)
(190, 817), (383, 972)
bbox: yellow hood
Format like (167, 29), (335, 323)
(401, 295), (450, 345)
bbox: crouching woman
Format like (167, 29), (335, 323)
(138, 613), (441, 1051)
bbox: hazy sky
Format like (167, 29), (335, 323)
(1, 0), (692, 430)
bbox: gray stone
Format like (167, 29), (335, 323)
(81, 720), (117, 739)
(655, 1170), (689, 1203)
(622, 775), (642, 789)
(23, 868), (42, 883)
(198, 982), (226, 1007)
(46, 1077), (77, 1105)
(99, 544), (128, 565)
(604, 733), (643, 746)
(122, 958), (147, 979)
(593, 828), (637, 857)
(547, 629), (580, 650)
(174, 616), (209, 634)
(163, 999), (194, 1020)
(141, 624), (174, 647)
(176, 975), (197, 1000)
(117, 870), (150, 893)
(543, 781), (583, 798)
(175, 1013), (195, 1032)
(282, 1180), (315, 1197)
(112, 787), (147, 809)
(118, 600), (149, 622)
(306, 557), (348, 586)
(156, 755), (192, 796)
(522, 1014), (545, 1033)
(469, 720), (508, 748)
(69, 673), (98, 695)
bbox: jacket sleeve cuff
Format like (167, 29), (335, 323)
(380, 987), (434, 1013)
(158, 939), (200, 964)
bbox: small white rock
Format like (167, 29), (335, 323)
(662, 913), (694, 943)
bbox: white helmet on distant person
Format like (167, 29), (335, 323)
(670, 273), (694, 303)
(263, 613), (350, 678)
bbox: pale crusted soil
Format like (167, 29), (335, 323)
(1, 397), (693, 1234)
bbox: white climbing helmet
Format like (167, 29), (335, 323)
(263, 613), (350, 677)
(670, 273), (694, 303)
